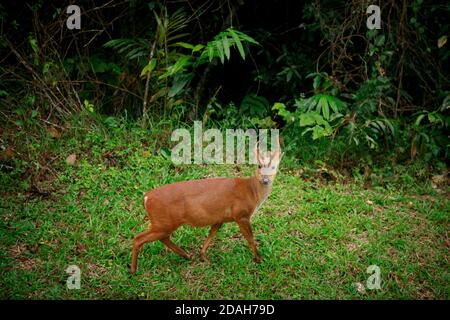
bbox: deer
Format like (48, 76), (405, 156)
(130, 139), (282, 274)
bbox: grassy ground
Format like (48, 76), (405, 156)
(0, 120), (449, 299)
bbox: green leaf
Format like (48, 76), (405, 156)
(108, 63), (122, 74)
(312, 126), (324, 140)
(272, 102), (292, 122)
(159, 55), (191, 79)
(309, 95), (318, 112)
(222, 36), (230, 60)
(319, 95), (330, 120)
(329, 112), (343, 122)
(374, 35), (385, 46)
(365, 135), (377, 149)
(299, 112), (319, 127)
(140, 58), (157, 77)
(327, 96), (339, 113)
(168, 74), (191, 98)
(428, 112), (444, 126)
(175, 42), (195, 50)
(228, 28), (246, 60)
(167, 33), (190, 43)
(384, 119), (395, 135)
(240, 94), (269, 117)
(207, 45), (214, 62)
(415, 114), (426, 126)
(192, 44), (205, 53)
(313, 75), (321, 90)
(159, 147), (172, 159)
(84, 100), (95, 113)
(29, 37), (38, 55)
(231, 29), (260, 45)
(216, 40), (225, 64)
(286, 70), (293, 82)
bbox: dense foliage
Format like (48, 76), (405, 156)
(1, 1), (448, 173)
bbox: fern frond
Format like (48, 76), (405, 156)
(198, 28), (260, 65)
(103, 38), (150, 61)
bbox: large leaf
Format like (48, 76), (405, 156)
(168, 74), (192, 97)
(140, 58), (157, 77)
(175, 42), (195, 50)
(222, 36), (231, 60)
(319, 95), (330, 120)
(228, 28), (246, 60)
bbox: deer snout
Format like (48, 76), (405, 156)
(262, 176), (270, 185)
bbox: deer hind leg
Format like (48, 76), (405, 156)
(236, 218), (262, 263)
(160, 237), (190, 259)
(131, 229), (168, 274)
(201, 223), (222, 261)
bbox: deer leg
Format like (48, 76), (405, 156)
(236, 218), (261, 263)
(201, 223), (222, 261)
(131, 229), (167, 274)
(160, 237), (190, 259)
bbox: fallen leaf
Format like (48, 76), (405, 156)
(5, 146), (14, 158)
(355, 282), (366, 294)
(48, 127), (61, 139)
(143, 150), (151, 158)
(66, 154), (77, 165)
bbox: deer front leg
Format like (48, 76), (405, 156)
(236, 218), (261, 263)
(201, 223), (222, 261)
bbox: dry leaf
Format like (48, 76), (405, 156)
(48, 127), (61, 139)
(4, 146), (14, 158)
(66, 154), (77, 165)
(355, 282), (366, 294)
(438, 36), (447, 48)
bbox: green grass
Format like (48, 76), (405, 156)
(0, 120), (448, 299)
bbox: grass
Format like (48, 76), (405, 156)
(0, 118), (449, 299)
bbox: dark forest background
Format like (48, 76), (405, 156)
(0, 0), (449, 183)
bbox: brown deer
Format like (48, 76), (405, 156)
(131, 141), (282, 273)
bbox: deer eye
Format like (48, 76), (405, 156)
(258, 165), (262, 169)
(272, 166), (275, 170)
